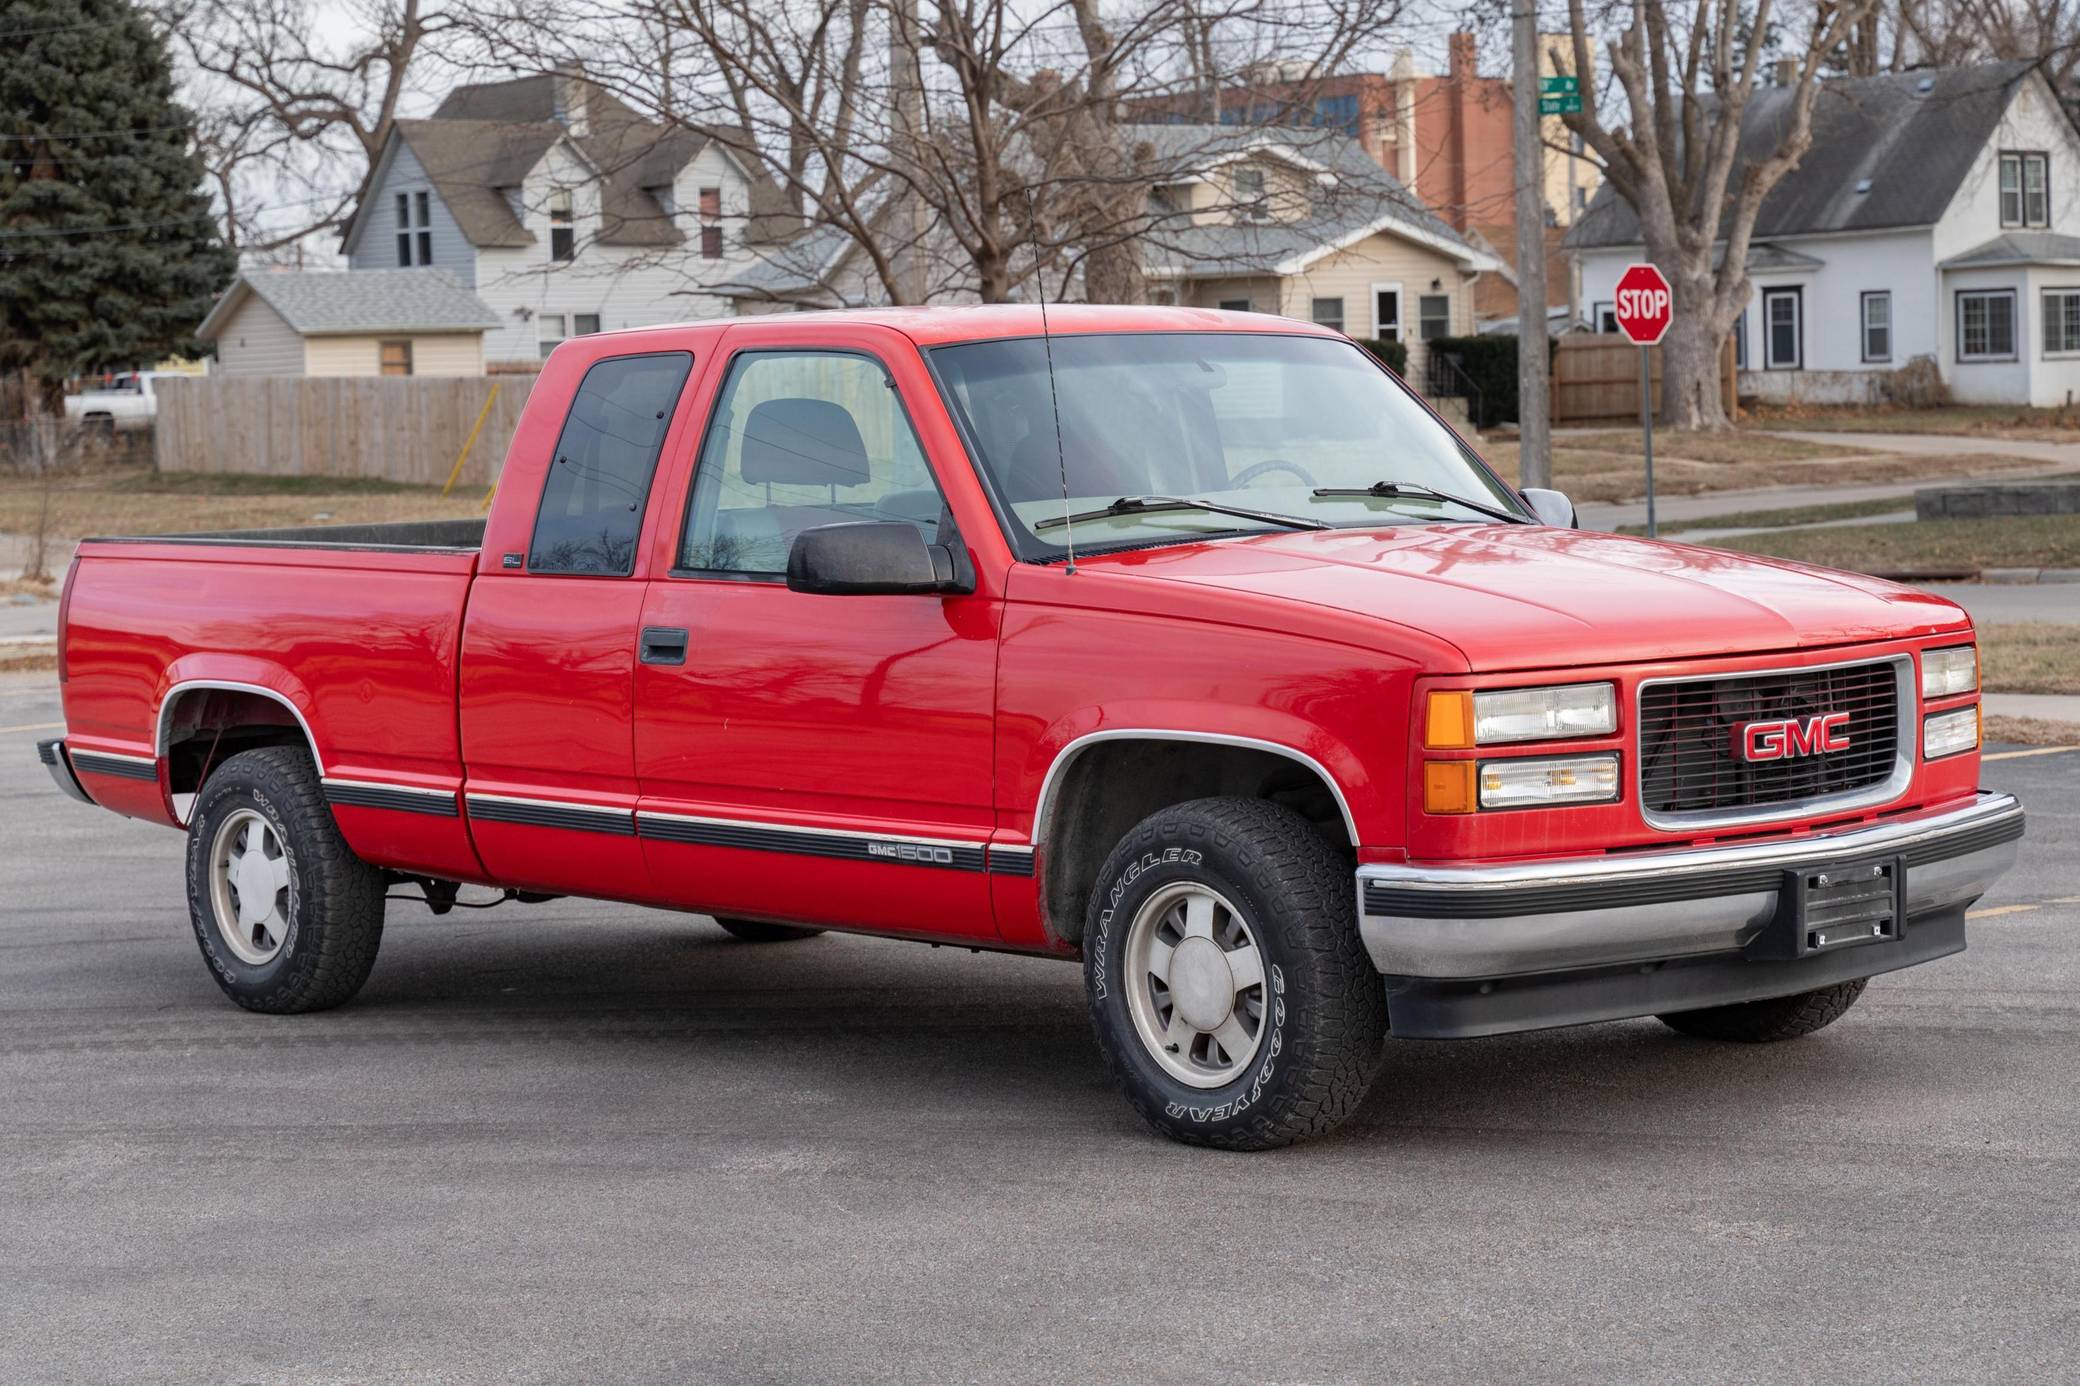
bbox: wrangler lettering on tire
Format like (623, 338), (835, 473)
(1082, 797), (1387, 1151)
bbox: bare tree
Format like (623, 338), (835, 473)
(1560, 0), (1881, 430)
(1896, 0), (2080, 85)
(160, 0), (462, 249)
(480, 0), (1414, 307)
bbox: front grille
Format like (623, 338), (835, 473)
(1638, 659), (1904, 822)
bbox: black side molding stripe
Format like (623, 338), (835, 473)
(638, 813), (987, 873)
(467, 795), (635, 837)
(324, 780), (460, 818)
(988, 846), (1036, 877)
(70, 751), (158, 781)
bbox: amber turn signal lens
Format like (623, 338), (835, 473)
(1425, 691), (1475, 749)
(1423, 760), (1478, 814)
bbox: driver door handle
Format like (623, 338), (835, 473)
(640, 626), (689, 666)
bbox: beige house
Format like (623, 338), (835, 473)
(197, 270), (501, 377)
(723, 126), (1499, 384)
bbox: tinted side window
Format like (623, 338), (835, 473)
(678, 351), (944, 575)
(529, 352), (693, 575)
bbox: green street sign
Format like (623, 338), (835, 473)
(1539, 93), (1581, 115)
(1539, 74), (1578, 94)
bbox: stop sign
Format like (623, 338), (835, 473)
(1613, 263), (1673, 346)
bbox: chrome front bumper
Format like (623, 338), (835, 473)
(1356, 791), (2025, 981)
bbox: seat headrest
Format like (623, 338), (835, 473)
(741, 398), (872, 488)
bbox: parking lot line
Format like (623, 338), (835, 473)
(1968, 904), (2041, 919)
(1983, 746), (2077, 762)
(0, 721), (63, 735)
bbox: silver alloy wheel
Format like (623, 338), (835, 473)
(209, 808), (293, 966)
(1122, 881), (1268, 1088)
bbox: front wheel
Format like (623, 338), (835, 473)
(184, 745), (386, 1013)
(1657, 978), (1868, 1042)
(1082, 797), (1386, 1151)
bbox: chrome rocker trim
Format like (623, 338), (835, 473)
(37, 739), (96, 805)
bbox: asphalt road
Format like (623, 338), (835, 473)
(3, 671), (2075, 1385)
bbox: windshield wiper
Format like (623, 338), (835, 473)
(1032, 495), (1331, 534)
(1309, 481), (1530, 525)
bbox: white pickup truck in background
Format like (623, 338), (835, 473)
(64, 372), (171, 431)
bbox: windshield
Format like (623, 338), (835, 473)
(928, 331), (1526, 558)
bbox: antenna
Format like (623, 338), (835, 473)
(1030, 210), (1076, 574)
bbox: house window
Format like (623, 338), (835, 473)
(394, 191), (432, 267)
(539, 313), (566, 358)
(1218, 298), (1252, 312)
(1149, 287), (1176, 306)
(1956, 289), (2017, 361)
(1593, 300), (1616, 334)
(1861, 291), (1891, 363)
(1374, 287), (1402, 340)
(1233, 166), (1268, 221)
(1733, 308), (1748, 369)
(1310, 296), (1345, 332)
(379, 340), (413, 377)
(1313, 93), (1360, 137)
(1999, 152), (2049, 228)
(698, 185), (723, 259)
(549, 189), (576, 261)
(2043, 288), (2080, 355)
(1763, 287), (1802, 369)
(1418, 293), (1451, 340)
(573, 313), (602, 336)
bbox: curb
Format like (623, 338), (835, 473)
(1865, 567), (2080, 584)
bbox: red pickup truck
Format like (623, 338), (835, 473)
(42, 306), (2023, 1149)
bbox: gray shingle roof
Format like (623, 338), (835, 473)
(423, 75), (794, 248)
(1940, 231), (2080, 267)
(717, 126), (1491, 301)
(1566, 63), (2038, 249)
(199, 270), (500, 339)
(392, 118), (565, 249)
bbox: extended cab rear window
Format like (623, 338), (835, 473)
(529, 352), (693, 575)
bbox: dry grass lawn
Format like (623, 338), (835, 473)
(1706, 515), (2080, 575)
(1480, 432), (2048, 504)
(1984, 716), (2080, 747)
(0, 466), (484, 544)
(1978, 623), (2080, 696)
(1743, 402), (2080, 443)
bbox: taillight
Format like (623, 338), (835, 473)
(56, 558), (77, 683)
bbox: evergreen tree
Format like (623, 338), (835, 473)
(0, 0), (234, 412)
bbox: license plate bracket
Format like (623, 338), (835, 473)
(1746, 856), (1904, 961)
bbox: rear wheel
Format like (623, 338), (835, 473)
(714, 917), (825, 943)
(1082, 797), (1386, 1151)
(184, 745), (385, 1013)
(1657, 978), (1868, 1042)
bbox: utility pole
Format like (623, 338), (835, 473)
(1511, 6), (1551, 489)
(890, 0), (929, 305)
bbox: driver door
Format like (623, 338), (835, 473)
(633, 343), (1002, 940)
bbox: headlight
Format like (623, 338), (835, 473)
(1427, 683), (1617, 747)
(1478, 754), (1620, 809)
(1922, 645), (1978, 699)
(1923, 707), (1980, 759)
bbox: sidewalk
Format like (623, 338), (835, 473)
(1987, 692), (2080, 724)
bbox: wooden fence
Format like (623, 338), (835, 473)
(1551, 333), (1738, 424)
(154, 375), (538, 488)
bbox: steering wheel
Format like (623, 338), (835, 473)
(1229, 458), (1318, 488)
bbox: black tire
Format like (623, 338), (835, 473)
(714, 917), (826, 943)
(1082, 797), (1386, 1151)
(1657, 978), (1868, 1042)
(183, 745), (386, 1014)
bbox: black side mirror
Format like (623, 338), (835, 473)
(1520, 487), (1576, 528)
(786, 521), (969, 596)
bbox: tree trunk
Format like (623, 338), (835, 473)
(1657, 309), (1729, 431)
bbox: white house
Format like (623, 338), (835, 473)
(339, 69), (794, 367)
(1568, 63), (2080, 407)
(196, 270), (500, 377)
(724, 126), (1501, 384)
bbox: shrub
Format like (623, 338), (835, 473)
(1880, 355), (1949, 410)
(1353, 336), (1407, 374)
(1423, 335), (1527, 429)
